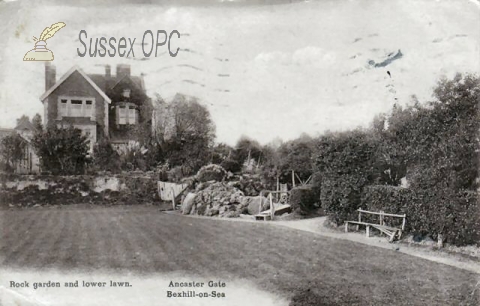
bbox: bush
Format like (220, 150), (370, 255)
(92, 138), (120, 173)
(289, 185), (319, 214)
(362, 185), (480, 246)
(196, 164), (227, 183)
(313, 130), (378, 225)
(168, 166), (186, 183)
(32, 126), (90, 175)
(220, 158), (241, 173)
(361, 185), (415, 231)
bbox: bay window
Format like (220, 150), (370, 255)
(116, 102), (138, 125)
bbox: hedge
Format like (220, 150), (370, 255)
(361, 185), (480, 246)
(289, 185), (320, 214)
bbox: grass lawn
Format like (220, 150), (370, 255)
(0, 205), (478, 305)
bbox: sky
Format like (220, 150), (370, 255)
(0, 0), (479, 145)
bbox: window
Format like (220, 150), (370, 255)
(85, 100), (93, 118)
(59, 99), (68, 117)
(128, 106), (136, 124)
(123, 89), (131, 98)
(119, 105), (127, 124)
(70, 100), (83, 116)
(57, 97), (95, 119)
(117, 103), (137, 125)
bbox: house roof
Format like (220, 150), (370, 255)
(88, 73), (144, 92)
(14, 120), (37, 132)
(39, 66), (112, 104)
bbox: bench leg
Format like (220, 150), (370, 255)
(366, 225), (370, 237)
(389, 232), (395, 243)
(345, 222), (348, 233)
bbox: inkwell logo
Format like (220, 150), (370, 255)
(23, 22), (66, 61)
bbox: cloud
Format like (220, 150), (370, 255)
(255, 47), (336, 69)
(292, 46), (336, 68)
(255, 51), (291, 65)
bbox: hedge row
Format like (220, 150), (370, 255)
(289, 185), (319, 214)
(361, 185), (480, 246)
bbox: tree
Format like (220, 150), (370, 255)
(32, 126), (90, 175)
(277, 135), (315, 184)
(0, 133), (25, 173)
(153, 93), (216, 174)
(375, 73), (480, 245)
(233, 136), (262, 172)
(32, 114), (43, 131)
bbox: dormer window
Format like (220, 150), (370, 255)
(123, 89), (131, 98)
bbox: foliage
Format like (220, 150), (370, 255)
(233, 136), (263, 169)
(91, 138), (120, 173)
(31, 126), (90, 175)
(196, 164), (227, 183)
(313, 129), (378, 225)
(277, 134), (315, 183)
(362, 185), (480, 246)
(118, 144), (147, 171)
(154, 94), (216, 174)
(289, 185), (319, 214)
(32, 114), (43, 131)
(387, 74), (479, 244)
(0, 133), (26, 173)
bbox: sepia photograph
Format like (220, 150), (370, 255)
(0, 0), (479, 305)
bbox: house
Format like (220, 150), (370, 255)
(39, 63), (152, 152)
(0, 123), (40, 174)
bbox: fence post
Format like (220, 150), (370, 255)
(171, 187), (176, 210)
(357, 210), (362, 231)
(269, 193), (274, 220)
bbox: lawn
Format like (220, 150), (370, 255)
(0, 205), (478, 305)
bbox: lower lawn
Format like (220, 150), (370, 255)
(0, 205), (478, 305)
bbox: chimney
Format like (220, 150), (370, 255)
(105, 65), (111, 79)
(45, 62), (56, 91)
(116, 64), (130, 78)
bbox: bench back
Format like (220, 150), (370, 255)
(357, 209), (406, 230)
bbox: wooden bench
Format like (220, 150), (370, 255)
(344, 209), (406, 242)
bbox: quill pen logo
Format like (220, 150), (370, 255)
(23, 22), (66, 61)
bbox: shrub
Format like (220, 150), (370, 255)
(289, 185), (319, 214)
(361, 185), (415, 231)
(220, 158), (241, 173)
(31, 126), (90, 175)
(196, 164), (227, 183)
(92, 138), (120, 173)
(313, 129), (378, 225)
(168, 166), (186, 183)
(362, 185), (480, 246)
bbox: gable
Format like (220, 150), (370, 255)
(40, 66), (111, 104)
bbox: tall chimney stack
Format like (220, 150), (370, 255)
(45, 62), (56, 91)
(116, 64), (131, 78)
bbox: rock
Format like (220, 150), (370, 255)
(181, 192), (196, 215)
(190, 182), (245, 218)
(246, 196), (269, 215)
(223, 211), (240, 218)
